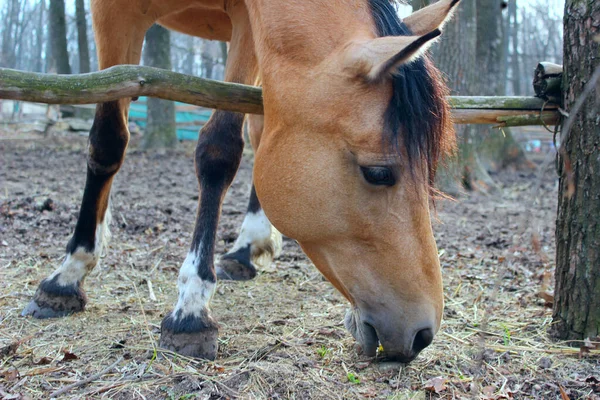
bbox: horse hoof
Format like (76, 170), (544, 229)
(21, 280), (86, 319)
(216, 253), (257, 281)
(159, 312), (219, 360)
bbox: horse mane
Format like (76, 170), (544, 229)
(368, 0), (454, 188)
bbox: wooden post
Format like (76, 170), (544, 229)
(533, 62), (563, 103)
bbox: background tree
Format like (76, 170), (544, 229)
(552, 0), (600, 342)
(48, 0), (70, 74)
(75, 0), (90, 73)
(143, 24), (177, 149)
(413, 0), (531, 193)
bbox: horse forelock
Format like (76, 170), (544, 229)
(368, 0), (454, 189)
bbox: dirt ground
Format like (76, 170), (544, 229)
(1, 127), (599, 399)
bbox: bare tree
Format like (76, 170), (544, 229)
(48, 0), (70, 74)
(553, 0), (600, 342)
(143, 24), (177, 149)
(75, 0), (90, 73)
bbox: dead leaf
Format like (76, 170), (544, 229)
(538, 291), (554, 307)
(585, 376), (600, 393)
(1, 369), (19, 381)
(359, 387), (378, 398)
(483, 385), (497, 398)
(60, 351), (79, 362)
(423, 376), (447, 394)
(33, 357), (52, 365)
(559, 385), (571, 400)
(0, 342), (19, 359)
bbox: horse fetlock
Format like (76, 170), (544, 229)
(217, 211), (282, 281)
(159, 310), (219, 360)
(22, 277), (86, 319)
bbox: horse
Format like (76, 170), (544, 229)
(21, 0), (459, 363)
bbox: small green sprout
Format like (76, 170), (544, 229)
(317, 345), (330, 358)
(502, 324), (511, 346)
(347, 372), (360, 384)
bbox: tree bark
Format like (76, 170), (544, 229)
(143, 24), (176, 149)
(48, 0), (71, 74)
(552, 0), (600, 342)
(75, 0), (90, 73)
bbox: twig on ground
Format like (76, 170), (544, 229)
(49, 356), (123, 398)
(146, 279), (157, 302)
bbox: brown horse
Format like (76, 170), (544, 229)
(22, 0), (459, 363)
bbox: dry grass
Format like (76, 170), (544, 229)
(1, 131), (599, 399)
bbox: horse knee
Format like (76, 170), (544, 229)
(88, 101), (130, 176)
(195, 112), (245, 187)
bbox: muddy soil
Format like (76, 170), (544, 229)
(1, 131), (598, 399)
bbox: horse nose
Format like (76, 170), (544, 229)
(368, 311), (437, 362)
(412, 327), (434, 353)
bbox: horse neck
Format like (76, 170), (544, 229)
(246, 0), (375, 74)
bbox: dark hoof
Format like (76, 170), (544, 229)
(216, 249), (257, 281)
(21, 278), (86, 319)
(159, 311), (219, 360)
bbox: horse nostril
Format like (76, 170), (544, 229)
(412, 328), (434, 354)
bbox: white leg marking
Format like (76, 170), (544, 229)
(173, 248), (216, 319)
(226, 210), (282, 268)
(49, 206), (112, 287)
(230, 210), (272, 252)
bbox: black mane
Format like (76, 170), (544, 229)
(368, 0), (451, 185)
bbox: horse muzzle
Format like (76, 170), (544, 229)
(344, 306), (437, 363)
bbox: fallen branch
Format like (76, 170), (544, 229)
(0, 66), (263, 115)
(0, 66), (560, 127)
(49, 356), (123, 398)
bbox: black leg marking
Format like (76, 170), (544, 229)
(217, 185), (263, 281)
(21, 276), (87, 318)
(247, 185), (261, 214)
(218, 244), (257, 281)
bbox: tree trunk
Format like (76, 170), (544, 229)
(508, 0), (522, 95)
(552, 0), (600, 342)
(48, 0), (70, 74)
(143, 24), (176, 149)
(33, 0), (45, 72)
(1, 0), (19, 69)
(426, 0), (494, 194)
(220, 41), (228, 69)
(476, 0), (529, 173)
(75, 0), (90, 73)
(476, 1), (505, 95)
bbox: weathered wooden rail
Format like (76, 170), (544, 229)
(0, 65), (560, 127)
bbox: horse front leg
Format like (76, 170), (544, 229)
(159, 0), (257, 359)
(159, 111), (244, 359)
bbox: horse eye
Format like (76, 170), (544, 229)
(360, 166), (396, 186)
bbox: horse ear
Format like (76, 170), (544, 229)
(344, 29), (441, 82)
(403, 0), (461, 36)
